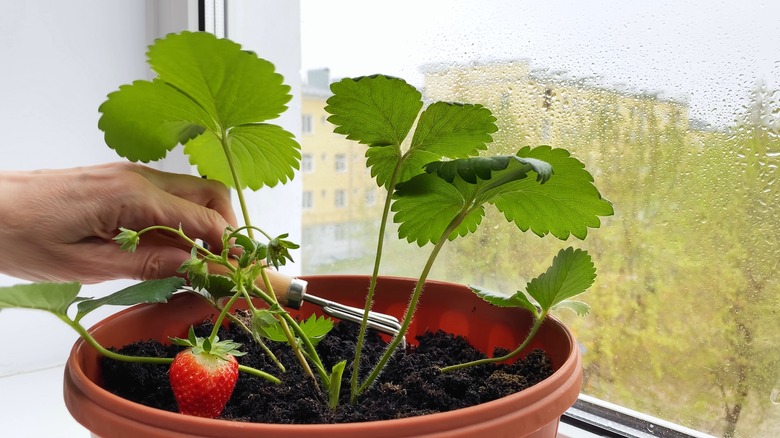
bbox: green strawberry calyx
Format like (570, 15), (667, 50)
(170, 326), (247, 361)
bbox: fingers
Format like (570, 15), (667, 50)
(75, 243), (192, 283)
(116, 187), (232, 252)
(128, 164), (238, 228)
(85, 163), (237, 250)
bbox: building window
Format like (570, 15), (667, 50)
(302, 114), (313, 134)
(301, 154), (314, 173)
(365, 188), (376, 206)
(334, 189), (346, 208)
(335, 153), (347, 172)
(302, 191), (313, 210)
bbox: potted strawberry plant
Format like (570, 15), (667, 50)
(0, 31), (613, 437)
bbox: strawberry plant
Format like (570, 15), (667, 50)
(0, 30), (613, 420)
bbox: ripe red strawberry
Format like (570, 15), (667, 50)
(169, 327), (245, 418)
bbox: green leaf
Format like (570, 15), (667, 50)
(399, 102), (497, 183)
(392, 173), (485, 246)
(326, 75), (423, 188)
(99, 31), (298, 190)
(365, 146), (402, 188)
(298, 314), (334, 346)
(326, 75), (422, 147)
(183, 123), (300, 190)
(525, 247), (596, 312)
(97, 79), (212, 162)
(490, 146), (614, 240)
(231, 233), (257, 252)
(391, 151), (558, 246)
(148, 31), (291, 128)
(202, 274), (236, 299)
(0, 282), (81, 316)
(257, 314), (334, 347)
(552, 300), (591, 317)
(177, 254), (209, 290)
(252, 309), (282, 340)
(470, 285), (538, 316)
(76, 277), (185, 321)
(425, 155), (552, 185)
(329, 360), (347, 408)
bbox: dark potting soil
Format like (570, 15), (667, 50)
(101, 318), (554, 424)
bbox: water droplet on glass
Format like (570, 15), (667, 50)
(771, 387), (780, 405)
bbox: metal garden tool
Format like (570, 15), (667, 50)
(260, 269), (404, 342)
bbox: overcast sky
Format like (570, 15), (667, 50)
(301, 0), (780, 127)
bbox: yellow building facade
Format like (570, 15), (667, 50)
(299, 63), (714, 271)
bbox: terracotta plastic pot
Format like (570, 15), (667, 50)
(64, 275), (582, 438)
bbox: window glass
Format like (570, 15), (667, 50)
(302, 191), (313, 210)
(301, 154), (314, 173)
(334, 153), (347, 172)
(298, 1), (780, 436)
(334, 189), (346, 208)
(302, 114), (313, 134)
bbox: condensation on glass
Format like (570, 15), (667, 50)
(298, 1), (780, 436)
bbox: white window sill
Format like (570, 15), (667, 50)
(0, 365), (87, 436)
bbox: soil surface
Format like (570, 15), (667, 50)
(101, 318), (554, 424)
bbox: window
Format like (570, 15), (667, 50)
(365, 188), (376, 206)
(334, 153), (347, 172)
(334, 189), (346, 208)
(302, 114), (313, 134)
(302, 191), (313, 210)
(299, 1), (780, 436)
(301, 154), (314, 173)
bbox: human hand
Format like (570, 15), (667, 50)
(0, 162), (238, 283)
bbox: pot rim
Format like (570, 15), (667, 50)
(65, 275), (582, 436)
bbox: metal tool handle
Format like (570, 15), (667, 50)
(205, 264), (403, 342)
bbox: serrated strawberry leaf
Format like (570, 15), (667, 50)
(257, 314), (334, 347)
(398, 102), (497, 183)
(99, 31), (298, 190)
(183, 124), (300, 190)
(526, 247), (596, 312)
(425, 155), (552, 185)
(76, 277), (185, 321)
(391, 151), (554, 246)
(326, 75), (422, 148)
(98, 80), (211, 162)
(202, 274), (236, 299)
(489, 146), (614, 240)
(365, 146), (402, 188)
(392, 173), (485, 246)
(326, 75), (423, 188)
(148, 31), (291, 128)
(552, 300), (591, 317)
(470, 285), (538, 316)
(0, 282), (81, 315)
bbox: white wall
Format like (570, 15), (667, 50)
(0, 0), (197, 435)
(0, 1), (302, 434)
(0, 0), (199, 372)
